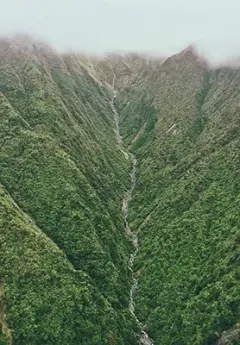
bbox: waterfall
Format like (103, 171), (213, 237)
(109, 71), (154, 345)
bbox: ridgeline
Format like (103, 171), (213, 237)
(0, 37), (240, 345)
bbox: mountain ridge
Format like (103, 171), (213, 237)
(0, 36), (240, 345)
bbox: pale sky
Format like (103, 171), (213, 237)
(1, 0), (240, 61)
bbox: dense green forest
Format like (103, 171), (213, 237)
(0, 38), (240, 345)
(115, 48), (240, 345)
(0, 38), (138, 345)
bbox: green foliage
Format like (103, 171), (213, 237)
(1, 38), (240, 345)
(117, 50), (240, 345)
(0, 39), (138, 345)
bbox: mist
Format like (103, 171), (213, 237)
(1, 0), (240, 62)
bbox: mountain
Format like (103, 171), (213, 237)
(0, 36), (240, 345)
(0, 37), (138, 345)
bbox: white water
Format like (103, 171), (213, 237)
(110, 72), (154, 345)
(122, 154), (154, 345)
(110, 88), (122, 145)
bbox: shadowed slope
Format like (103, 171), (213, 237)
(115, 47), (240, 345)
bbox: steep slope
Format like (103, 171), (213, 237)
(115, 47), (240, 345)
(1, 37), (240, 345)
(0, 37), (139, 345)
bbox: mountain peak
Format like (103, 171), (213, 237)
(0, 36), (239, 345)
(180, 43), (198, 56)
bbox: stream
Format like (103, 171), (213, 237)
(110, 74), (154, 345)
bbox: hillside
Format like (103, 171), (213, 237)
(0, 37), (138, 345)
(0, 37), (240, 345)
(115, 47), (240, 345)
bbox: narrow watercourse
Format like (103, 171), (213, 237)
(110, 73), (154, 345)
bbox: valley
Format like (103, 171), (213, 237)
(0, 37), (240, 345)
(110, 75), (153, 344)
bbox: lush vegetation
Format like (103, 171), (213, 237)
(117, 48), (240, 344)
(0, 38), (138, 345)
(1, 38), (240, 345)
